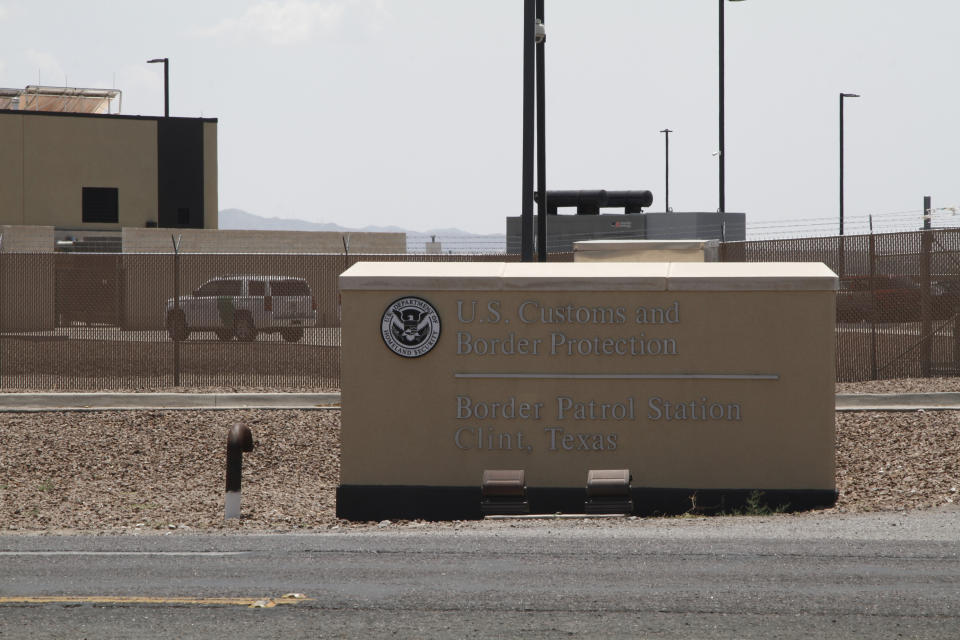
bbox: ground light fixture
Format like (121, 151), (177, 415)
(147, 57), (169, 117)
(481, 469), (529, 515)
(585, 469), (633, 515)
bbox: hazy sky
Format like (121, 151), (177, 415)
(2, 1), (959, 237)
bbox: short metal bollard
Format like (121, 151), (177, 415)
(225, 424), (254, 519)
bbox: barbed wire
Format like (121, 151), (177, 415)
(403, 207), (960, 253)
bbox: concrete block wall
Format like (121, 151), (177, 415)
(0, 226), (55, 330)
(0, 225), (54, 252)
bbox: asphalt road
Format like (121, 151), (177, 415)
(1, 510), (959, 639)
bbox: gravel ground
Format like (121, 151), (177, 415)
(834, 410), (960, 512)
(1, 379), (959, 532)
(0, 410), (341, 533)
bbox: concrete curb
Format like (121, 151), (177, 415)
(0, 393), (341, 411)
(835, 392), (960, 411)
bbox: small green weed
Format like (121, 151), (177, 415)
(730, 490), (790, 516)
(684, 490), (790, 517)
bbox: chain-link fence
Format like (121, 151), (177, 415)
(0, 250), (574, 390)
(1, 232), (953, 388)
(722, 229), (960, 381)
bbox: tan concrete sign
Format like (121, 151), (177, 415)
(338, 262), (837, 520)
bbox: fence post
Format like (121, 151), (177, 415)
(172, 234), (182, 387)
(838, 235), (846, 278)
(920, 228), (932, 377)
(953, 308), (960, 371)
(869, 230), (877, 380)
(115, 255), (123, 328)
(0, 233), (4, 388)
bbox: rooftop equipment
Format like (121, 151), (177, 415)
(534, 190), (653, 215)
(0, 85), (122, 114)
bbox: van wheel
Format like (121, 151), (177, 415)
(166, 311), (189, 342)
(280, 327), (304, 343)
(215, 328), (234, 341)
(234, 313), (257, 342)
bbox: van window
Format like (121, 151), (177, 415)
(270, 279), (310, 296)
(196, 279), (242, 297)
(248, 281), (265, 296)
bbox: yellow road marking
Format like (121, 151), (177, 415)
(0, 596), (311, 607)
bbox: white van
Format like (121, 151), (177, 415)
(165, 275), (316, 342)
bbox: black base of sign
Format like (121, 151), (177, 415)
(335, 485), (838, 522)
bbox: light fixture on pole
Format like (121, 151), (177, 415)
(660, 129), (673, 212)
(147, 57), (169, 118)
(719, 0), (745, 214)
(839, 92), (860, 235)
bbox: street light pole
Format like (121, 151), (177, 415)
(719, 0), (725, 214)
(839, 92), (860, 235)
(520, 1), (535, 262)
(719, 0), (745, 214)
(147, 58), (169, 117)
(535, 0), (547, 262)
(660, 129), (673, 212)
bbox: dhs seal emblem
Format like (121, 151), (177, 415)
(381, 297), (441, 358)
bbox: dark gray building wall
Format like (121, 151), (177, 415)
(157, 118), (205, 229)
(645, 212), (745, 242)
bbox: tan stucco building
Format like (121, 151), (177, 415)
(0, 87), (217, 232)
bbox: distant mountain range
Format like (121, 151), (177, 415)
(218, 209), (505, 253)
